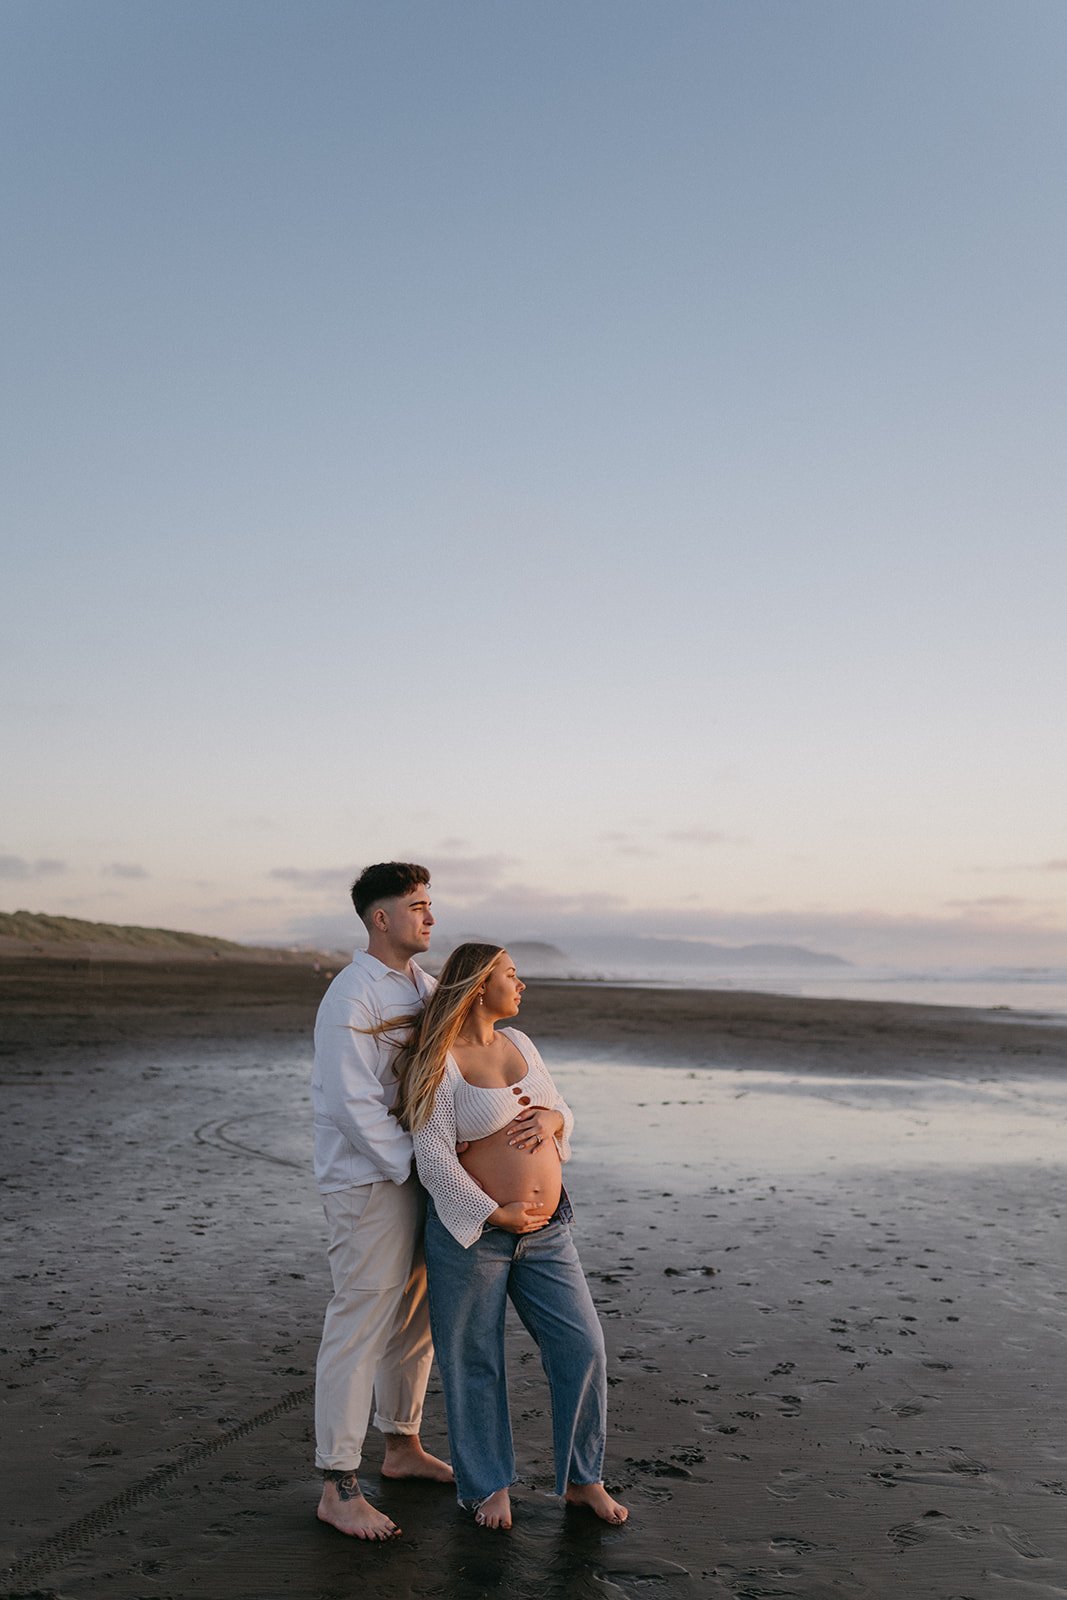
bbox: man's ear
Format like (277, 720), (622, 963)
(372, 905), (389, 933)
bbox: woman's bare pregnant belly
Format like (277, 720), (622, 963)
(459, 1124), (562, 1215)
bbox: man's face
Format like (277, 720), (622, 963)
(382, 884), (434, 955)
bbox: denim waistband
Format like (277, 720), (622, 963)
(425, 1184), (574, 1233)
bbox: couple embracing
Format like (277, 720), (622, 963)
(311, 861), (628, 1538)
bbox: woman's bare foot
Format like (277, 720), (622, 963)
(474, 1487), (512, 1530)
(317, 1473), (401, 1540)
(565, 1482), (629, 1524)
(380, 1434), (454, 1483)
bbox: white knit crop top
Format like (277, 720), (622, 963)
(412, 1027), (574, 1248)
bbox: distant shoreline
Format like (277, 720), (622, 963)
(2, 954), (1065, 1078)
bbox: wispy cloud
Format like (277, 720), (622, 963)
(199, 895), (290, 916)
(662, 828), (735, 845)
(267, 853), (511, 901)
(602, 827), (744, 853)
(943, 895), (1035, 909)
(422, 854), (511, 894)
(968, 859), (1067, 874)
(599, 832), (657, 858)
(268, 886), (1067, 966)
(269, 866), (356, 893)
(101, 862), (149, 880)
(0, 854), (67, 880)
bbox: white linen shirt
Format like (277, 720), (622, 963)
(311, 949), (435, 1192)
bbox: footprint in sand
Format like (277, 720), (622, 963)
(991, 1523), (1044, 1559)
(766, 1467), (817, 1501)
(888, 1519), (935, 1549)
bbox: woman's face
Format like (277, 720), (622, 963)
(481, 951), (525, 1018)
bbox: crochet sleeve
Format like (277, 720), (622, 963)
(412, 1068), (499, 1249)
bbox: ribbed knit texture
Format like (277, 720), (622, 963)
(413, 1027), (574, 1248)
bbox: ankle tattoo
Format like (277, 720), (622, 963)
(323, 1469), (361, 1502)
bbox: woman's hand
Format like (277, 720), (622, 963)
(489, 1199), (549, 1233)
(506, 1106), (565, 1153)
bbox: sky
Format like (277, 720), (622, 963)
(3, 0), (1066, 969)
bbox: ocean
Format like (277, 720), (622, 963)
(527, 960), (1067, 1019)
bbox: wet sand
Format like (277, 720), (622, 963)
(2, 959), (1066, 1599)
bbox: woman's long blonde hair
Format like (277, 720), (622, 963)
(380, 942), (505, 1131)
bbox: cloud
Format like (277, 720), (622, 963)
(278, 878), (628, 953)
(269, 866), (356, 893)
(198, 895), (290, 915)
(943, 895), (1034, 909)
(971, 859), (1067, 874)
(662, 828), (747, 847)
(599, 832), (657, 858)
(602, 828), (743, 853)
(265, 888), (1067, 968)
(268, 853), (511, 901)
(0, 854), (67, 880)
(422, 854), (511, 894)
(436, 892), (1067, 967)
(101, 862), (149, 880)
(663, 828), (730, 845)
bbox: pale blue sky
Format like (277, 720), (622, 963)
(4, 1), (1065, 965)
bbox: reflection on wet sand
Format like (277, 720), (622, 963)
(1, 965), (1065, 1599)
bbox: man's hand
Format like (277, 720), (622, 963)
(489, 1199), (549, 1233)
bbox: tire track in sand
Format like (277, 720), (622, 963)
(2, 1384), (315, 1591)
(4, 1115), (310, 1589)
(194, 1111), (304, 1170)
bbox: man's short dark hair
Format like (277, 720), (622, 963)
(351, 862), (430, 920)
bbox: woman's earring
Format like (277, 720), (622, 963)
(477, 995), (484, 1007)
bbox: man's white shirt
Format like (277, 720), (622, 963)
(311, 949), (436, 1192)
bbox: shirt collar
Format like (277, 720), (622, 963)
(351, 948), (429, 990)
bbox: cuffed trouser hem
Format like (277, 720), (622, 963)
(373, 1413), (421, 1435)
(315, 1454), (362, 1472)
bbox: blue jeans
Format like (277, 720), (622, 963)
(424, 1200), (608, 1504)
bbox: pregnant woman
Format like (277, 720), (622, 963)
(389, 941), (628, 1530)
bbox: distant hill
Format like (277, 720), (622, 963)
(0, 909), (319, 963)
(422, 938), (572, 976)
(560, 935), (850, 970)
(0, 911), (848, 975)
(423, 933), (848, 977)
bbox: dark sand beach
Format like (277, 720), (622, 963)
(2, 958), (1066, 1599)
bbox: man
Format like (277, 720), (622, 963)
(312, 861), (452, 1540)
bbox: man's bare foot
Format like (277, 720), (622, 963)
(565, 1482), (629, 1524)
(317, 1473), (401, 1540)
(380, 1435), (454, 1483)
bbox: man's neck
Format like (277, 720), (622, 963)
(365, 936), (418, 975)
